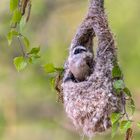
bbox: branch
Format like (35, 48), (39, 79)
(17, 36), (26, 57)
(70, 0), (115, 54)
(70, 2), (96, 53)
(89, 0), (115, 47)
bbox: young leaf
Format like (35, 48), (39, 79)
(112, 121), (119, 137)
(112, 65), (122, 78)
(28, 55), (40, 64)
(14, 56), (27, 72)
(137, 122), (140, 128)
(55, 67), (64, 73)
(11, 9), (22, 24)
(10, 0), (18, 12)
(113, 80), (125, 90)
(28, 47), (40, 55)
(7, 30), (19, 45)
(130, 99), (135, 115)
(19, 17), (26, 32)
(120, 120), (132, 133)
(49, 77), (55, 89)
(23, 36), (30, 49)
(123, 87), (132, 97)
(43, 63), (56, 73)
(110, 112), (121, 124)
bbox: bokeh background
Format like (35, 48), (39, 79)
(0, 0), (140, 140)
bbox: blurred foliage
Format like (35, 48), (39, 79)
(0, 0), (140, 140)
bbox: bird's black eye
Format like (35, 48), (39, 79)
(74, 48), (86, 54)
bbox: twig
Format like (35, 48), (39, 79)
(17, 36), (26, 57)
(26, 1), (31, 22)
(121, 92), (130, 120)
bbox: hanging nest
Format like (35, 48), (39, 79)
(56, 0), (125, 137)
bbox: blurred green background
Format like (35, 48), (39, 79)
(0, 0), (140, 140)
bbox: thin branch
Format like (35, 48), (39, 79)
(70, 2), (96, 52)
(26, 1), (31, 22)
(17, 36), (26, 57)
(121, 93), (130, 120)
(70, 0), (115, 53)
(89, 0), (115, 47)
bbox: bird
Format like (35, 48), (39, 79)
(68, 46), (93, 82)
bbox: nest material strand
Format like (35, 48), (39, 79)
(61, 0), (124, 137)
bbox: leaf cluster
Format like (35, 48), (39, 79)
(111, 63), (137, 137)
(112, 64), (135, 115)
(8, 0), (40, 72)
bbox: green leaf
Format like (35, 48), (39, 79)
(7, 30), (19, 45)
(43, 63), (64, 74)
(123, 87), (132, 97)
(11, 9), (22, 24)
(43, 63), (56, 73)
(137, 122), (140, 128)
(7, 31), (13, 46)
(49, 77), (55, 89)
(112, 121), (119, 137)
(113, 80), (125, 91)
(19, 17), (26, 32)
(130, 99), (135, 115)
(28, 55), (40, 64)
(23, 36), (30, 49)
(55, 67), (64, 73)
(112, 65), (123, 78)
(10, 0), (18, 12)
(27, 47), (41, 64)
(110, 112), (121, 124)
(14, 56), (27, 72)
(120, 120), (132, 133)
(28, 47), (40, 55)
